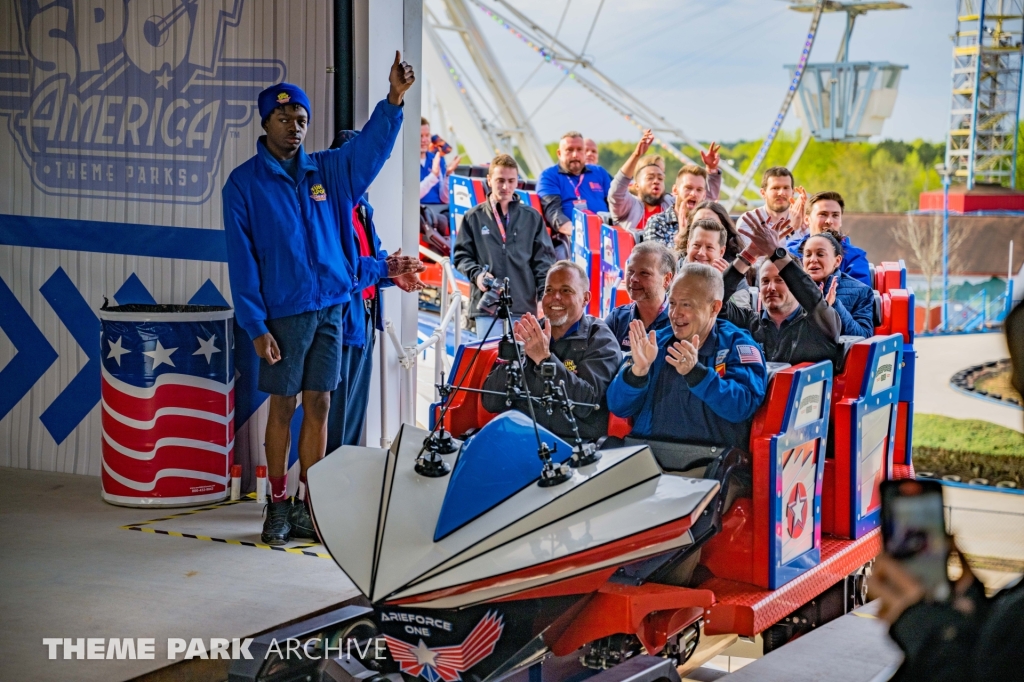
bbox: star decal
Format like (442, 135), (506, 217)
(413, 640), (438, 667)
(155, 68), (172, 90)
(787, 482), (808, 539)
(193, 335), (220, 364)
(143, 340), (178, 369)
(107, 336), (130, 366)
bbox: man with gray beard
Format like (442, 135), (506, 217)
(482, 261), (621, 440)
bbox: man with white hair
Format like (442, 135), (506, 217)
(606, 262), (767, 450)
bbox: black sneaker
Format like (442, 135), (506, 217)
(261, 501), (292, 546)
(289, 498), (317, 541)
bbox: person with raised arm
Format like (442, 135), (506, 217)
(610, 129), (721, 236)
(223, 53), (417, 545)
(640, 142), (723, 244)
(717, 209), (843, 366)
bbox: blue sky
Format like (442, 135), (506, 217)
(437, 0), (960, 145)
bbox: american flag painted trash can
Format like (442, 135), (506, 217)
(99, 304), (234, 507)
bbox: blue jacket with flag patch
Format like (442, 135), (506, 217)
(223, 98), (403, 340)
(606, 318), (768, 449)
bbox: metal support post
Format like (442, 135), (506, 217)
(942, 172), (951, 332)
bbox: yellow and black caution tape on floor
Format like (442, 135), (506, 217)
(120, 494), (332, 559)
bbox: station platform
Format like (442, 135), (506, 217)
(713, 602), (902, 682)
(0, 466), (359, 682)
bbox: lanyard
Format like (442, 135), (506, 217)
(490, 199), (509, 243)
(571, 172), (586, 199)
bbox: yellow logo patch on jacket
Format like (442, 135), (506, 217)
(310, 184), (327, 202)
(564, 359), (577, 373)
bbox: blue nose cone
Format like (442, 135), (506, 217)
(433, 412), (573, 542)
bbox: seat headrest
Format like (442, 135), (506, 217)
(766, 362), (791, 382)
(835, 335), (866, 372)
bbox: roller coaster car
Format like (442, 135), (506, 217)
(290, 262), (912, 682)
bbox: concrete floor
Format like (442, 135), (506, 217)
(0, 467), (358, 682)
(913, 333), (1022, 431)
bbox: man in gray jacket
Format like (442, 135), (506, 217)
(454, 154), (556, 335)
(609, 129), (721, 236)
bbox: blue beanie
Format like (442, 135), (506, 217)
(258, 83), (311, 123)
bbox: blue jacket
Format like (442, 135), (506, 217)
(420, 151), (446, 203)
(787, 234), (872, 288)
(341, 198), (395, 347)
(536, 163), (611, 228)
(829, 271), (875, 338)
(604, 300), (671, 353)
(607, 319), (768, 450)
(223, 98), (403, 340)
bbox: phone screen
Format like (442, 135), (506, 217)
(881, 481), (950, 601)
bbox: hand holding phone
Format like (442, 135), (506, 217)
(880, 480), (951, 602)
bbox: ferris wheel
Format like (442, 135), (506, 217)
(423, 0), (908, 206)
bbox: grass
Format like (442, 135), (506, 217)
(912, 414), (1024, 485)
(914, 414), (1024, 458)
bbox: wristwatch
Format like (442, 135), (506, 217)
(769, 247), (788, 263)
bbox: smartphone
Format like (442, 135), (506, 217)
(880, 479), (951, 601)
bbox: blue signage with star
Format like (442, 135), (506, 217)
(0, 0), (284, 203)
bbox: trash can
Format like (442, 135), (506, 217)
(99, 303), (234, 507)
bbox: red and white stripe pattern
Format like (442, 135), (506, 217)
(101, 366), (234, 505)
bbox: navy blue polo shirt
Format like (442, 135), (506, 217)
(537, 164), (611, 217)
(604, 300), (671, 353)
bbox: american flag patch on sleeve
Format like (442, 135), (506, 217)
(737, 344), (763, 364)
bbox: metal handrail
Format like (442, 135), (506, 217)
(382, 248), (466, 432)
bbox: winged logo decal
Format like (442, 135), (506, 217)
(383, 611), (504, 682)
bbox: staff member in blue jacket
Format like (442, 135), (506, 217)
(223, 53), (415, 546)
(607, 263), (768, 450)
(326, 132), (426, 450)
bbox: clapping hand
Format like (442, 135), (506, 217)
(700, 141), (721, 175)
(627, 319), (658, 377)
(385, 248), (425, 278)
(790, 185), (808, 233)
(666, 335), (700, 376)
(514, 313), (551, 365)
(710, 257), (729, 273)
(430, 152), (442, 178)
(392, 271), (424, 292)
(445, 154), (462, 176)
(387, 51), (415, 105)
(820, 277), (839, 306)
